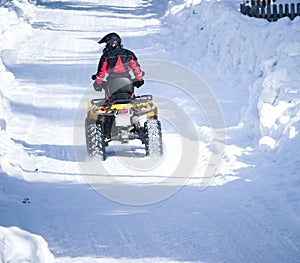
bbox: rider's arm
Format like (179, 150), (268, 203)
(129, 53), (143, 81)
(96, 56), (108, 84)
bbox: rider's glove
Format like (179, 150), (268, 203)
(91, 74), (103, 84)
(93, 81), (102, 91)
(135, 79), (144, 88)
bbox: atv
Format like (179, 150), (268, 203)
(85, 78), (163, 161)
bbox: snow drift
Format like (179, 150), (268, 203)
(0, 0), (35, 178)
(0, 0), (300, 262)
(0, 226), (54, 262)
(162, 0), (300, 150)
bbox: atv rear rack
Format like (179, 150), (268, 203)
(91, 95), (153, 106)
(91, 95), (153, 117)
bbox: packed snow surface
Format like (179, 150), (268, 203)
(0, 0), (299, 262)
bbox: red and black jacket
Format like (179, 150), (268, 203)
(95, 46), (143, 84)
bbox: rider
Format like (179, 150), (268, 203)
(92, 32), (144, 142)
(92, 32), (144, 101)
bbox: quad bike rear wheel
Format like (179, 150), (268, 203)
(85, 118), (107, 161)
(95, 121), (107, 161)
(85, 118), (97, 156)
(144, 119), (163, 156)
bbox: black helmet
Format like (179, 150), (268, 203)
(98, 32), (121, 49)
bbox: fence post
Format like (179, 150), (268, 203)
(284, 3), (289, 18)
(249, 6), (254, 17)
(297, 3), (300, 17)
(261, 5), (266, 18)
(290, 3), (296, 20)
(267, 5), (272, 21)
(278, 4), (284, 18)
(273, 4), (278, 21)
(240, 3), (245, 14)
(254, 5), (260, 18)
(241, 4), (251, 16)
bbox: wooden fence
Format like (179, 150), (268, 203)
(241, 2), (300, 22)
(244, 1), (275, 7)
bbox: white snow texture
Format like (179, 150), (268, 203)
(0, 0), (299, 262)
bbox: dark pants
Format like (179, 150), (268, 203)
(103, 77), (135, 137)
(103, 116), (114, 138)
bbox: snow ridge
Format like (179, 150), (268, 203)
(0, 0), (300, 262)
(161, 0), (300, 150)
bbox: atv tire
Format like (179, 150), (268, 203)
(85, 118), (107, 161)
(144, 119), (163, 157)
(95, 120), (107, 161)
(85, 118), (97, 156)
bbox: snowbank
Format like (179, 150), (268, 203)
(0, 0), (34, 177)
(256, 43), (300, 149)
(0, 226), (54, 262)
(0, 0), (299, 262)
(161, 0), (300, 150)
(0, 0), (34, 84)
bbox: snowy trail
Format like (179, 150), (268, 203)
(3, 0), (236, 186)
(3, 0), (162, 182)
(1, 0), (300, 262)
(2, 170), (300, 262)
(3, 0), (217, 260)
(1, 1), (236, 260)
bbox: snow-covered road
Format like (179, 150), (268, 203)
(1, 0), (300, 262)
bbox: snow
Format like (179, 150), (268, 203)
(0, 0), (300, 262)
(0, 226), (54, 262)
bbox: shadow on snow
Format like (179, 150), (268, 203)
(12, 138), (79, 162)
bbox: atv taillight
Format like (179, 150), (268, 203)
(100, 106), (107, 111)
(139, 103), (149, 109)
(118, 109), (129, 114)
